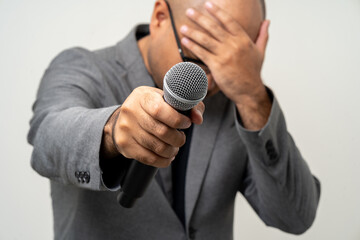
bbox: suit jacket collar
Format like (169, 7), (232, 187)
(115, 24), (155, 91)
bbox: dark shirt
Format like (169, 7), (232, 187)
(172, 124), (193, 227)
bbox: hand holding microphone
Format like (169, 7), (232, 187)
(113, 62), (207, 207)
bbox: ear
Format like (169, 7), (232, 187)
(149, 0), (171, 36)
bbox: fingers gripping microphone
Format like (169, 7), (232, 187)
(117, 62), (208, 208)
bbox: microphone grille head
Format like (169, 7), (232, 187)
(163, 62), (208, 111)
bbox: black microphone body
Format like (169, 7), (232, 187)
(117, 161), (158, 208)
(118, 62), (208, 208)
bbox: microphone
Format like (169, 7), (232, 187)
(117, 62), (208, 208)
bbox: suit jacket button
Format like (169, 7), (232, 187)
(265, 140), (274, 151)
(269, 151), (278, 161)
(265, 140), (278, 165)
(84, 172), (90, 183)
(267, 148), (276, 157)
(75, 171), (80, 178)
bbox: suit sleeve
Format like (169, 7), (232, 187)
(235, 88), (321, 234)
(27, 48), (123, 191)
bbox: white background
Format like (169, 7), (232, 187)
(0, 0), (359, 239)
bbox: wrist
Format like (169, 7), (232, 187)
(235, 84), (269, 109)
(235, 85), (272, 130)
(100, 107), (122, 160)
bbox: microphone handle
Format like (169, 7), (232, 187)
(117, 161), (158, 208)
(117, 109), (191, 208)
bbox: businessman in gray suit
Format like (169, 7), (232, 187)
(28, 0), (321, 239)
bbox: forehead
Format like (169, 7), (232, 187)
(180, 0), (263, 41)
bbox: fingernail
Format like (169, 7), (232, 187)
(180, 25), (188, 33)
(181, 37), (189, 45)
(205, 2), (213, 8)
(186, 8), (195, 16)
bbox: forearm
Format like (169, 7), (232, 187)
(236, 93), (321, 234)
(241, 136), (320, 234)
(235, 84), (272, 131)
(29, 106), (119, 190)
(28, 47), (124, 191)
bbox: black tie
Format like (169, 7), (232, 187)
(172, 124), (193, 228)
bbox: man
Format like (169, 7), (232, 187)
(28, 0), (321, 239)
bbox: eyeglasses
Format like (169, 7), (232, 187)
(164, 0), (206, 67)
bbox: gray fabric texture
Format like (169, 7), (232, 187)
(28, 25), (321, 240)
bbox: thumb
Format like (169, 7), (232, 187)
(255, 20), (270, 58)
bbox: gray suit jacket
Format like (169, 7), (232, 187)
(28, 25), (320, 240)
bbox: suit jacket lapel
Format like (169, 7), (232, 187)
(185, 93), (228, 228)
(156, 166), (173, 205)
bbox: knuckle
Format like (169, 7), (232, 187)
(121, 150), (132, 159)
(209, 22), (218, 32)
(143, 117), (157, 133)
(143, 136), (156, 150)
(211, 60), (221, 70)
(219, 53), (231, 65)
(154, 142), (167, 155)
(148, 156), (157, 165)
(221, 13), (232, 25)
(144, 155), (157, 165)
(230, 40), (241, 52)
(156, 124), (169, 138)
(237, 38), (252, 51)
(116, 140), (130, 157)
(149, 98), (162, 118)
(137, 155), (147, 164)
(158, 159), (171, 168)
(224, 19), (232, 28)
(118, 120), (130, 134)
(176, 133), (186, 147)
(120, 105), (130, 115)
(137, 86), (148, 92)
(199, 34), (209, 45)
(246, 39), (254, 49)
(116, 135), (128, 150)
(187, 27), (194, 35)
(133, 86), (146, 97)
(193, 12), (200, 20)
(197, 51), (207, 62)
(167, 146), (178, 159)
(173, 116), (183, 128)
(202, 35), (210, 47)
